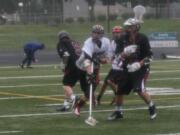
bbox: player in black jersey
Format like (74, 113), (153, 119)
(108, 18), (157, 121)
(56, 31), (87, 112)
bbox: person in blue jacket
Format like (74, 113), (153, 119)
(20, 41), (45, 68)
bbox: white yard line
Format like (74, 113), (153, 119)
(149, 78), (180, 81)
(0, 75), (61, 80)
(0, 76), (180, 88)
(0, 131), (23, 134)
(0, 83), (61, 88)
(0, 64), (56, 69)
(0, 59), (180, 69)
(0, 70), (180, 80)
(0, 104), (179, 118)
(155, 133), (180, 135)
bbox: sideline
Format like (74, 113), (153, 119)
(0, 131), (23, 134)
(0, 104), (179, 118)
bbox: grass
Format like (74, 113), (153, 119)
(0, 19), (180, 50)
(0, 59), (180, 135)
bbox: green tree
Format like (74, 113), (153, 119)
(86, 0), (96, 22)
(0, 0), (18, 14)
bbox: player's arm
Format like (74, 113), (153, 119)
(56, 42), (70, 71)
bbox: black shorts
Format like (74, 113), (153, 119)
(117, 68), (149, 95)
(104, 69), (124, 85)
(63, 66), (88, 91)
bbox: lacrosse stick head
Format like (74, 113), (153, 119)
(133, 5), (146, 23)
(85, 116), (98, 126)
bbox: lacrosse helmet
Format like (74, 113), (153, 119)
(92, 24), (104, 34)
(58, 31), (70, 40)
(112, 26), (123, 33)
(124, 18), (141, 31)
(123, 18), (140, 26)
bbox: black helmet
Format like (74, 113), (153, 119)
(58, 31), (70, 40)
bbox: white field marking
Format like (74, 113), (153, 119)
(0, 104), (180, 118)
(0, 59), (180, 69)
(0, 69), (180, 80)
(0, 64), (57, 69)
(0, 83), (61, 88)
(0, 93), (84, 100)
(0, 87), (180, 101)
(148, 77), (180, 81)
(0, 75), (61, 80)
(147, 87), (180, 95)
(150, 70), (180, 73)
(155, 133), (180, 135)
(0, 75), (180, 89)
(105, 87), (180, 96)
(0, 131), (23, 134)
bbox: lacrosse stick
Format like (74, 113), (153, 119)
(85, 62), (98, 126)
(133, 5), (146, 23)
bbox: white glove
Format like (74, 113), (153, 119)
(123, 45), (137, 56)
(127, 62), (141, 72)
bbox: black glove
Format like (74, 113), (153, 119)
(86, 73), (96, 84)
(143, 57), (152, 66)
(92, 38), (102, 48)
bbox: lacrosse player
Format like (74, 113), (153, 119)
(73, 24), (111, 116)
(20, 41), (45, 68)
(108, 18), (157, 121)
(56, 31), (86, 112)
(97, 26), (124, 105)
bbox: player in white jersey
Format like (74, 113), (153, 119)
(73, 24), (111, 116)
(97, 26), (124, 105)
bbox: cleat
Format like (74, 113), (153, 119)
(56, 105), (70, 112)
(149, 105), (157, 120)
(107, 111), (123, 121)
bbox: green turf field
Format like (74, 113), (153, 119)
(0, 19), (180, 50)
(0, 60), (180, 135)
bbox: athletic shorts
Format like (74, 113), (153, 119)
(104, 69), (124, 84)
(62, 66), (95, 97)
(117, 68), (149, 95)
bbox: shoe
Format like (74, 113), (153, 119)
(107, 111), (123, 121)
(149, 105), (157, 120)
(56, 105), (70, 112)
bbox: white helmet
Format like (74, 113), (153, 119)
(92, 24), (104, 34)
(123, 18), (140, 26)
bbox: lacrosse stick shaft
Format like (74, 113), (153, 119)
(89, 62), (94, 118)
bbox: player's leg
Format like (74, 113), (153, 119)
(26, 52), (33, 68)
(20, 49), (29, 68)
(97, 69), (115, 105)
(97, 81), (108, 105)
(56, 69), (77, 112)
(133, 70), (157, 120)
(107, 73), (130, 120)
(107, 80), (117, 105)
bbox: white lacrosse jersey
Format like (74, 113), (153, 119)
(76, 37), (110, 70)
(110, 40), (124, 70)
